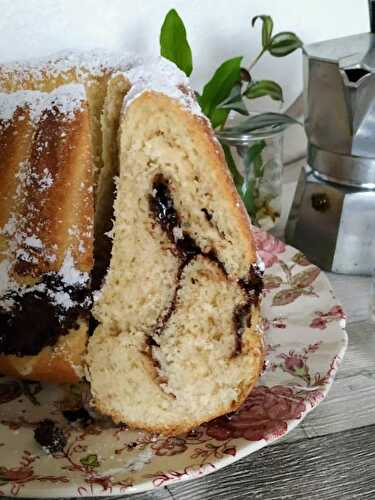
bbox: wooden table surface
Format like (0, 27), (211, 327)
(7, 164), (375, 500)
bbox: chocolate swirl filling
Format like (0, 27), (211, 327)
(0, 274), (92, 357)
(148, 174), (263, 356)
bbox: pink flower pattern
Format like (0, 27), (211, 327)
(262, 317), (287, 331)
(252, 227), (286, 268)
(310, 306), (346, 330)
(206, 386), (306, 442)
(152, 437), (188, 457)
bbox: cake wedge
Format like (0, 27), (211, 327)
(87, 63), (264, 435)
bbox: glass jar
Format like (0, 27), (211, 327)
(216, 125), (284, 231)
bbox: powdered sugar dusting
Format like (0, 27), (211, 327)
(0, 140), (89, 313)
(38, 168), (53, 191)
(0, 83), (86, 123)
(0, 157), (89, 305)
(256, 254), (266, 274)
(0, 247), (89, 312)
(0, 78), (92, 308)
(53, 49), (138, 76)
(1, 158), (52, 270)
(1, 49), (205, 122)
(1, 49), (140, 86)
(24, 236), (43, 249)
(53, 290), (74, 310)
(58, 249), (88, 287)
(121, 56), (205, 118)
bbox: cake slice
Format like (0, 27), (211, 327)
(87, 61), (264, 435)
(0, 84), (94, 383)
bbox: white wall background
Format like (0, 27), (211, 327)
(0, 0), (370, 108)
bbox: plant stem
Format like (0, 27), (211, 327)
(248, 48), (266, 71)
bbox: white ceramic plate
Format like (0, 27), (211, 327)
(0, 229), (348, 497)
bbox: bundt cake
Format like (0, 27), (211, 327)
(0, 51), (264, 434)
(0, 84), (93, 383)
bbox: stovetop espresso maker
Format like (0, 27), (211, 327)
(286, 1), (375, 275)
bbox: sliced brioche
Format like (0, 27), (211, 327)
(87, 68), (264, 435)
(0, 84), (94, 383)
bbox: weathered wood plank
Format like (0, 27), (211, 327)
(121, 488), (171, 500)
(301, 374), (375, 438)
(63, 488), (171, 500)
(128, 488), (172, 500)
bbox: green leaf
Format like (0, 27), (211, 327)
(80, 454), (100, 468)
(245, 80), (283, 102)
(252, 15), (274, 48)
(221, 142), (243, 190)
(242, 179), (256, 216)
(254, 151), (264, 178)
(221, 112), (301, 135)
(269, 31), (303, 57)
(244, 141), (266, 174)
(210, 108), (230, 129)
(217, 82), (249, 116)
(160, 9), (193, 76)
(199, 56), (243, 120)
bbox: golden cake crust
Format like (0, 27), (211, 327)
(0, 85), (94, 383)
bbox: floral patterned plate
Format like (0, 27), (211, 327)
(0, 229), (348, 497)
